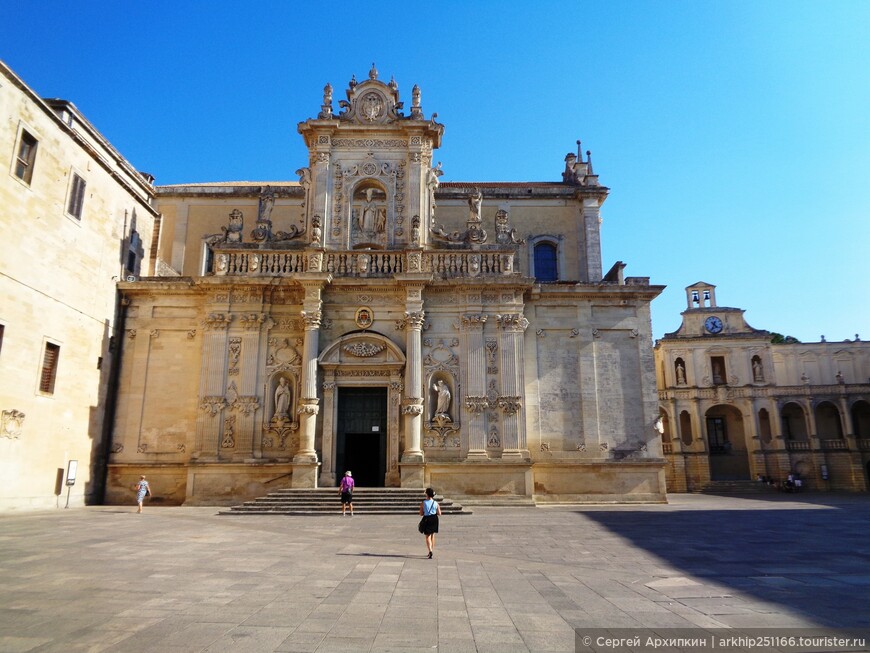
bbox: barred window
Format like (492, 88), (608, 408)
(40, 342), (60, 394)
(534, 242), (558, 282)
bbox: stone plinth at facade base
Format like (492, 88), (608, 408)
(422, 460), (667, 504)
(399, 463), (425, 488)
(107, 463), (296, 506)
(290, 462), (319, 488)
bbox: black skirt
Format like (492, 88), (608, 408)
(419, 514), (439, 535)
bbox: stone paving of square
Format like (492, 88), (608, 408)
(1, 493), (869, 652)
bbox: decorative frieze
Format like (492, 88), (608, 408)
(458, 314), (487, 331)
(464, 396), (489, 414)
(231, 396), (261, 416)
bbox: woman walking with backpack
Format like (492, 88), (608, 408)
(418, 487), (441, 558)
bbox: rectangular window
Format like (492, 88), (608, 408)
(67, 173), (86, 219)
(14, 130), (38, 184)
(711, 355), (727, 385)
(40, 342), (60, 394)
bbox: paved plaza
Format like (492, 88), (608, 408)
(1, 493), (869, 652)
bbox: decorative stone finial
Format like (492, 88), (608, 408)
(586, 150), (593, 174)
(369, 63), (378, 80)
(349, 74), (357, 89)
(389, 75), (397, 91)
(576, 139), (583, 161)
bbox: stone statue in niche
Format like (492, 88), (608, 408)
(432, 380), (452, 425)
(752, 358), (764, 382)
(676, 362), (686, 385)
(274, 377), (291, 421)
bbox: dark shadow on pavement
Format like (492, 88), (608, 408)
(576, 494), (870, 629)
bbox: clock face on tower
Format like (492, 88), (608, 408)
(705, 316), (723, 334)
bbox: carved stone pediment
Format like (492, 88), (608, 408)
(319, 333), (406, 367)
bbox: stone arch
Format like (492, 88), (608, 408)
(679, 410), (693, 446)
(851, 400), (870, 438)
(705, 403), (750, 480)
(781, 402), (808, 440)
(757, 407), (772, 444)
(814, 400), (843, 439)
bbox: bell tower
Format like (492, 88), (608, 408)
(296, 64), (444, 251)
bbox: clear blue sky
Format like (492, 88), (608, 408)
(2, 1), (867, 342)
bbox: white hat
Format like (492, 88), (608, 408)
(345, 471), (352, 476)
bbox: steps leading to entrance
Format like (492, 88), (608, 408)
(701, 480), (778, 494)
(219, 488), (472, 515)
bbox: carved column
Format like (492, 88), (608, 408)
(320, 375), (337, 486)
(232, 313), (265, 460)
(461, 314), (489, 460)
(295, 308), (321, 464)
(401, 310), (426, 462)
(194, 312), (232, 460)
(497, 313), (530, 459)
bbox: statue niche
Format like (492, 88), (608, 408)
(351, 182), (387, 247)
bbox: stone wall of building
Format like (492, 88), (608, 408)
(0, 62), (158, 510)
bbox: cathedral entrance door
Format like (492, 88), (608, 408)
(336, 387), (387, 487)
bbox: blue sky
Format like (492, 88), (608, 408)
(2, 1), (867, 342)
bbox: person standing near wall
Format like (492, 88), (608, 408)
(133, 475), (151, 514)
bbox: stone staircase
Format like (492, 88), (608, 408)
(219, 487), (472, 515)
(701, 480), (779, 494)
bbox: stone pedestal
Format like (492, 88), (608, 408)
(292, 462), (320, 488)
(400, 463), (425, 488)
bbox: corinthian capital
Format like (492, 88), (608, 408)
(496, 313), (529, 332)
(301, 310), (322, 330)
(459, 314), (488, 331)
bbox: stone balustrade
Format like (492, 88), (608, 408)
(210, 247), (519, 279)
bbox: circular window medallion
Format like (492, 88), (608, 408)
(362, 162), (378, 176)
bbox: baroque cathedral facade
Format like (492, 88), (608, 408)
(105, 67), (666, 504)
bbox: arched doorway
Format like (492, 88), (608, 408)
(781, 402), (809, 441)
(705, 404), (750, 480)
(852, 400), (870, 438)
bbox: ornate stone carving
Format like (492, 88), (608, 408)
(228, 338), (241, 376)
(496, 314), (529, 332)
(200, 396), (227, 416)
(204, 313), (232, 330)
(187, 330), (197, 339)
(240, 313), (265, 330)
(464, 396), (489, 414)
(204, 209), (244, 245)
(221, 416), (235, 448)
(497, 396), (522, 415)
(127, 329), (136, 339)
(342, 342), (386, 357)
(111, 442), (124, 453)
(1, 409), (25, 439)
(494, 208), (525, 245)
(459, 314), (488, 331)
(301, 310), (322, 330)
(488, 427), (501, 448)
(232, 396), (261, 416)
(402, 402), (424, 416)
(150, 329), (159, 339)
